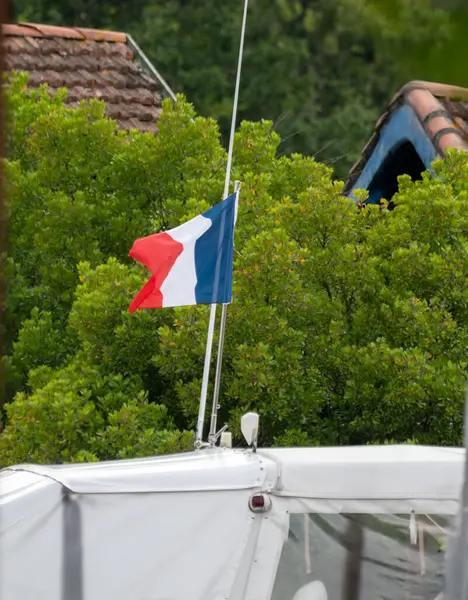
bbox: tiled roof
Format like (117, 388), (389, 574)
(3, 23), (175, 134)
(345, 80), (468, 194)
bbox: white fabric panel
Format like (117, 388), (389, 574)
(0, 469), (49, 503)
(243, 505), (288, 600)
(4, 445), (464, 500)
(79, 489), (253, 600)
(5, 449), (266, 494)
(161, 214), (211, 307)
(0, 483), (255, 600)
(260, 446), (464, 500)
(274, 496), (460, 516)
(0, 475), (63, 600)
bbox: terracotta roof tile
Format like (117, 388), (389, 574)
(2, 22), (173, 135)
(4, 23), (126, 43)
(3, 24), (45, 37)
(345, 80), (468, 193)
(127, 117), (159, 133)
(73, 27), (126, 43)
(25, 24), (85, 39)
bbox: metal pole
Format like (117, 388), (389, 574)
(194, 0), (249, 449)
(458, 385), (468, 598)
(195, 305), (217, 448)
(222, 0), (249, 202)
(445, 382), (468, 600)
(209, 181), (240, 446)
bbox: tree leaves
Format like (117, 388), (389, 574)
(2, 74), (468, 467)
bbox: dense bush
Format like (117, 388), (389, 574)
(1, 73), (468, 466)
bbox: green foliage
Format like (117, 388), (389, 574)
(12, 1), (468, 178)
(153, 148), (468, 448)
(13, 0), (148, 30)
(2, 74), (468, 468)
(2, 76), (225, 464)
(132, 0), (459, 178)
(0, 356), (191, 464)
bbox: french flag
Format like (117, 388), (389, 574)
(128, 192), (238, 312)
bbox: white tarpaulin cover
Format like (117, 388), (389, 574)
(0, 445), (465, 600)
(261, 445), (465, 499)
(1, 450), (267, 600)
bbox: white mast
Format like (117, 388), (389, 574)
(194, 0), (250, 449)
(208, 179), (241, 447)
(444, 384), (468, 599)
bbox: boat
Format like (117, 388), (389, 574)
(0, 415), (463, 600)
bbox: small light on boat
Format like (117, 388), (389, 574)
(249, 493), (271, 513)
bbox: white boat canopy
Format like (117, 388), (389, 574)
(0, 445), (464, 600)
(2, 444), (463, 498)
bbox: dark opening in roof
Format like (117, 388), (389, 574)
(366, 141), (426, 204)
(345, 81), (468, 200)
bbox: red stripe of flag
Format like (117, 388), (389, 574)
(128, 232), (183, 312)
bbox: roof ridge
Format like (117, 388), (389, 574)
(3, 22), (126, 43)
(406, 80), (468, 102)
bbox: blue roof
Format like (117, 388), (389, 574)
(344, 81), (468, 203)
(346, 105), (438, 203)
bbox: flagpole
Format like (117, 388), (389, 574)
(194, 0), (249, 449)
(445, 382), (468, 600)
(208, 180), (241, 447)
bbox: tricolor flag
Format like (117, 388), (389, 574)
(128, 192), (238, 312)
